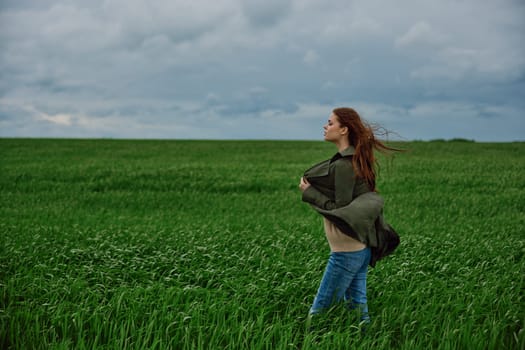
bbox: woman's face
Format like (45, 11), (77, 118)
(323, 113), (347, 143)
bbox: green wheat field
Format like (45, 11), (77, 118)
(1, 138), (524, 349)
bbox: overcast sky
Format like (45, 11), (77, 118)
(1, 0), (524, 141)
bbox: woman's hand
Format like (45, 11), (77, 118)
(299, 176), (311, 192)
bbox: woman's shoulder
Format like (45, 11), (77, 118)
(332, 155), (353, 170)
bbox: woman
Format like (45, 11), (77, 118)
(299, 107), (400, 326)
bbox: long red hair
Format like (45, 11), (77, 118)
(333, 107), (400, 191)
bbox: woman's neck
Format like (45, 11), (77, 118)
(334, 140), (350, 152)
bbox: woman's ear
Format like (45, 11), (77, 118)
(340, 126), (348, 135)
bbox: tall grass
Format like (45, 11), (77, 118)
(1, 139), (523, 349)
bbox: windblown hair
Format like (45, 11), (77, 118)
(332, 107), (401, 191)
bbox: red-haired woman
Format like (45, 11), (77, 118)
(299, 107), (400, 328)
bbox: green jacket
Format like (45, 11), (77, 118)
(302, 146), (399, 267)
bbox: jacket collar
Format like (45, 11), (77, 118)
(331, 145), (355, 161)
(339, 146), (355, 157)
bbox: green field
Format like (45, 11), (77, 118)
(1, 139), (524, 349)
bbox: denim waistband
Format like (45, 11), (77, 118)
(330, 247), (370, 257)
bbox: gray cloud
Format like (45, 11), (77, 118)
(0, 0), (524, 141)
(241, 0), (292, 27)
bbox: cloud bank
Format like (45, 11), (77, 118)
(1, 0), (524, 141)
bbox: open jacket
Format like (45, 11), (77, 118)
(302, 146), (400, 267)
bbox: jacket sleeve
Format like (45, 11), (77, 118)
(302, 158), (355, 210)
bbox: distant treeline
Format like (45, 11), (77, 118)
(428, 138), (475, 142)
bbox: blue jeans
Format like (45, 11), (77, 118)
(310, 248), (371, 321)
